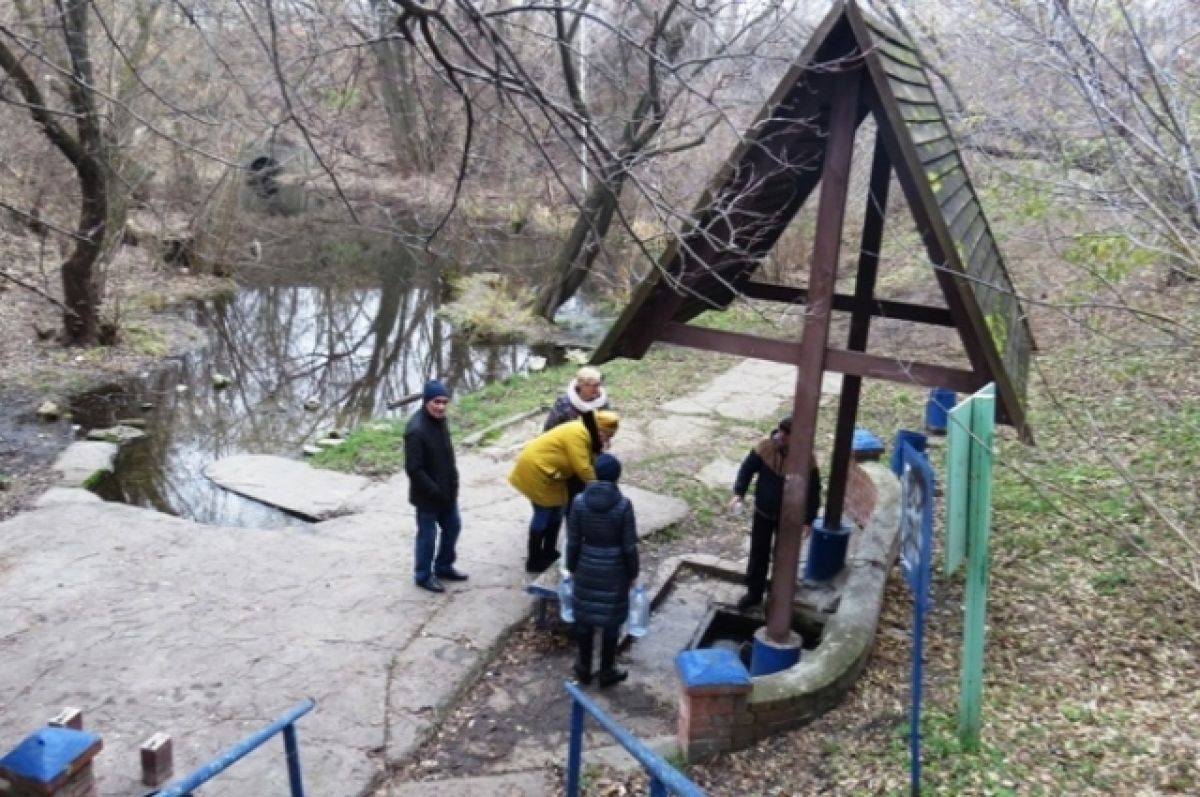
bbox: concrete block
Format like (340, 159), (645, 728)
(139, 733), (172, 788)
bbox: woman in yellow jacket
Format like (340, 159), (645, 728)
(509, 411), (620, 573)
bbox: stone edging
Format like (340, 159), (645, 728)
(669, 460), (902, 761)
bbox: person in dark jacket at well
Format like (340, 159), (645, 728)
(728, 416), (821, 612)
(566, 453), (639, 688)
(404, 379), (468, 594)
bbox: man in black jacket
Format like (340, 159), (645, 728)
(405, 379), (468, 593)
(729, 417), (821, 612)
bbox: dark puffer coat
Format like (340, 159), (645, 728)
(566, 480), (639, 628)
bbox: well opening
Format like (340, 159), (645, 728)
(687, 605), (824, 668)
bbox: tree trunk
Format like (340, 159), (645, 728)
(533, 170), (626, 320)
(533, 3), (696, 321)
(373, 10), (434, 173)
(59, 0), (108, 345)
(0, 0), (109, 345)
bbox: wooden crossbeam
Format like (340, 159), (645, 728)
(658, 323), (799, 365)
(658, 323), (979, 392)
(739, 281), (955, 327)
(825, 348), (978, 392)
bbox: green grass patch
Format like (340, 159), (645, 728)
(438, 273), (553, 343)
(312, 347), (735, 477)
(121, 322), (169, 357)
(885, 709), (1022, 797)
(308, 420), (406, 476)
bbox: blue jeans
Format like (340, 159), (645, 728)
(529, 502), (564, 542)
(414, 505), (461, 583)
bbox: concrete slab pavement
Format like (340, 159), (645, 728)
(0, 356), (813, 796)
(0, 457), (692, 797)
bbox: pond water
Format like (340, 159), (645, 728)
(73, 256), (586, 528)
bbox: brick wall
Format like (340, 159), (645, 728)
(675, 459), (892, 763)
(0, 728), (101, 797)
(844, 460), (879, 527)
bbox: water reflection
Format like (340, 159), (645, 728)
(76, 265), (545, 528)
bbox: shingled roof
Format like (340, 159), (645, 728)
(592, 0), (1034, 436)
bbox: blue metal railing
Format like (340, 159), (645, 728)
(564, 682), (705, 797)
(152, 700), (315, 797)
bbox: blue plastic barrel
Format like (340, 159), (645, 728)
(803, 517), (851, 582)
(924, 388), (957, 434)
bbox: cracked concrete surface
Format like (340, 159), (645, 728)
(0, 465), (608, 796)
(0, 357), (818, 795)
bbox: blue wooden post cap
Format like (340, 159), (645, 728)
(675, 649), (750, 689)
(852, 428), (885, 457)
(0, 727), (102, 789)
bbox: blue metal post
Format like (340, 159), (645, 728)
(898, 444), (935, 797)
(155, 700), (314, 797)
(910, 583), (925, 797)
(650, 776), (668, 797)
(282, 723), (305, 797)
(566, 698), (585, 797)
(563, 682), (705, 797)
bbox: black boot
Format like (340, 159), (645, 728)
(596, 630), (627, 688)
(541, 524), (561, 569)
(573, 628), (594, 685)
(525, 533), (544, 574)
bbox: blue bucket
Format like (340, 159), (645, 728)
(924, 388), (957, 434)
(749, 627), (801, 676)
(803, 518), (851, 582)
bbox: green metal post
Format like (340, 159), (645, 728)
(958, 384), (995, 748)
(944, 399), (970, 576)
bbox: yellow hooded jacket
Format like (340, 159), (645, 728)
(508, 419), (597, 507)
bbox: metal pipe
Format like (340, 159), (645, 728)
(563, 683), (705, 797)
(282, 722), (305, 797)
(153, 700), (315, 797)
(566, 697), (585, 796)
(825, 133), (893, 528)
(767, 62), (864, 643)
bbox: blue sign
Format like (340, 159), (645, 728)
(899, 445), (934, 595)
(899, 440), (935, 796)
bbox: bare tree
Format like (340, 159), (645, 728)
(891, 0), (1199, 283)
(374, 0), (813, 316)
(0, 0), (108, 344)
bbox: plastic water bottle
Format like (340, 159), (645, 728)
(559, 574), (575, 622)
(628, 582), (649, 638)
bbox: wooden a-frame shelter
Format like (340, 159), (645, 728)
(591, 0), (1034, 643)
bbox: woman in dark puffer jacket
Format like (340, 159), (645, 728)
(566, 453), (639, 687)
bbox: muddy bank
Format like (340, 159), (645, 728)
(0, 251), (226, 520)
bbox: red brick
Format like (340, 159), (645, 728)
(48, 708), (83, 731)
(139, 732), (173, 788)
(684, 683), (752, 698)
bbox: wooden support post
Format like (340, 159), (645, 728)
(766, 64), (862, 644)
(824, 135), (891, 528)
